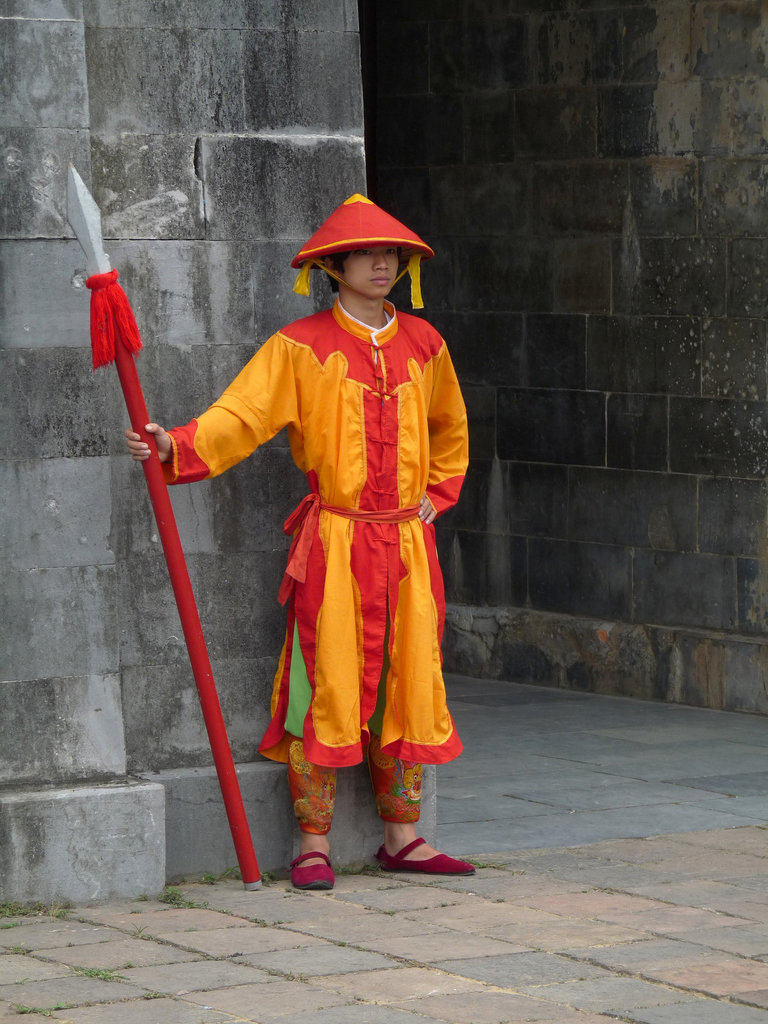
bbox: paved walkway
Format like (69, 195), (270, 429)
(3, 676), (768, 1023)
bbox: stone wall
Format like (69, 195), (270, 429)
(0, 0), (410, 903)
(374, 1), (768, 714)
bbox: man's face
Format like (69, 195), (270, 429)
(331, 247), (399, 300)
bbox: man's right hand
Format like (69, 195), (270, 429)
(124, 423), (171, 463)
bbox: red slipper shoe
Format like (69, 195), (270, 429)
(290, 851), (335, 890)
(375, 838), (475, 875)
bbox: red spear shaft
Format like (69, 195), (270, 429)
(68, 166), (260, 889)
(114, 340), (261, 890)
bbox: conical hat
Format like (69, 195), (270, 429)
(291, 194), (434, 268)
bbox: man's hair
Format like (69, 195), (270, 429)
(327, 251), (350, 293)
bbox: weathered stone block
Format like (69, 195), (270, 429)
(0, 240), (105, 350)
(517, 87), (597, 158)
(730, 239), (768, 316)
(8, 0), (82, 16)
(1, 566), (118, 681)
(430, 17), (527, 94)
(375, 168), (431, 239)
(508, 462), (568, 538)
(731, 79), (768, 157)
(430, 311), (523, 388)
(524, 314), (586, 388)
(700, 477), (768, 558)
(701, 159), (768, 237)
(243, 29), (363, 131)
(606, 393), (668, 472)
(498, 388), (605, 465)
(1, 18), (88, 129)
(117, 549), (286, 668)
(90, 135), (204, 240)
(0, 347), (119, 460)
(462, 385), (496, 461)
(85, 27), (246, 134)
(377, 19), (429, 95)
(377, 95), (464, 168)
(121, 656), (275, 772)
(692, 2), (768, 80)
(0, 781), (165, 905)
(432, 164), (528, 238)
(554, 237), (611, 313)
(103, 240), (254, 348)
(437, 529), (527, 608)
(569, 467), (697, 552)
(0, 128), (91, 239)
(737, 558), (768, 634)
(198, 135), (365, 242)
(597, 85), (657, 158)
(463, 93), (516, 164)
(529, 538), (632, 621)
(84, 0), (358, 31)
(702, 317), (766, 399)
(669, 396), (768, 478)
(536, 11), (621, 86)
(635, 549), (737, 631)
(456, 238), (552, 311)
(622, 3), (691, 84)
(532, 161), (628, 235)
(613, 237), (726, 317)
(1, 457), (112, 570)
(0, 675), (126, 786)
(629, 159), (697, 235)
(587, 315), (700, 396)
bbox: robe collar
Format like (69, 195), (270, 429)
(332, 299), (398, 345)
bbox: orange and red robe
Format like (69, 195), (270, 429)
(163, 300), (468, 768)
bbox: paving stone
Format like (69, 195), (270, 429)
(432, 951), (611, 987)
(0, 921), (118, 952)
(649, 959), (768, 996)
(518, 975), (701, 1013)
(358, 930), (529, 962)
(42, 938), (202, 971)
(148, 925), (327, 958)
(182, 978), (350, 1017)
(311, 965), (486, 1002)
(625, 1001), (768, 1023)
(669, 924), (768, 958)
(120, 957), (274, 993)
(0, 974), (147, 1011)
(0, 954), (71, 984)
(391, 989), (605, 1023)
(242, 942), (396, 977)
(46, 999), (234, 1023)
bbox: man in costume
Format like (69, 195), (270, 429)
(126, 194), (474, 889)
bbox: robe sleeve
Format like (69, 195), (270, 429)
(424, 341), (468, 515)
(163, 332), (299, 484)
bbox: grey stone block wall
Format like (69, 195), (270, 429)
(374, 1), (768, 713)
(2, 1), (367, 901)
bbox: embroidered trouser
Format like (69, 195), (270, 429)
(287, 733), (423, 835)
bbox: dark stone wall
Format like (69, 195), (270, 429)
(372, 1), (768, 711)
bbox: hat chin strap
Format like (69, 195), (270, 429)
(292, 254), (424, 310)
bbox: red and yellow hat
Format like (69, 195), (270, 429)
(291, 194), (434, 308)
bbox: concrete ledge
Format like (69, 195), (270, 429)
(444, 603), (768, 715)
(0, 780), (165, 906)
(141, 760), (436, 882)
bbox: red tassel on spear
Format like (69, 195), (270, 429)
(67, 165), (261, 890)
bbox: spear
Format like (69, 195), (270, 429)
(67, 164), (261, 890)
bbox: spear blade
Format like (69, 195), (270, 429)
(67, 164), (111, 276)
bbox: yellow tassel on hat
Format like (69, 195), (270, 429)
(293, 262), (312, 297)
(407, 254), (424, 309)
